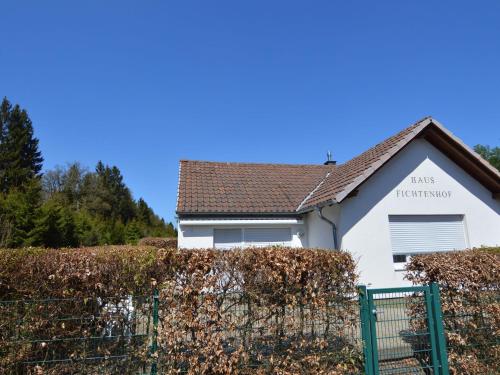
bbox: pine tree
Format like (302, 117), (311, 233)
(0, 98), (11, 190)
(125, 220), (142, 245)
(29, 202), (63, 248)
(0, 98), (43, 193)
(166, 222), (177, 237)
(1, 180), (41, 247)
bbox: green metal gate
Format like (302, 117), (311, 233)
(359, 283), (449, 375)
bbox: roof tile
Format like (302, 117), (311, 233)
(176, 117), (500, 215)
(176, 161), (334, 214)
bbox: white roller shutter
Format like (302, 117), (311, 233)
(389, 215), (468, 255)
(213, 228), (292, 249)
(214, 229), (242, 249)
(244, 228), (292, 247)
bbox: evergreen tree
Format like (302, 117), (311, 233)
(137, 198), (152, 226)
(29, 202), (63, 248)
(0, 98), (43, 193)
(57, 206), (79, 247)
(0, 98), (175, 248)
(74, 210), (100, 246)
(0, 99), (8, 188)
(1, 180), (41, 247)
(106, 220), (126, 245)
(125, 220), (142, 245)
(166, 222), (177, 237)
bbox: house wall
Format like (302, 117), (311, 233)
(177, 139), (499, 288)
(304, 205), (340, 249)
(178, 226), (214, 248)
(336, 139), (500, 288)
(178, 221), (307, 249)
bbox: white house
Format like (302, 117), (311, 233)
(176, 117), (500, 287)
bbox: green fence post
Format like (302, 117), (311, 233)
(150, 289), (159, 375)
(430, 283), (450, 375)
(424, 286), (440, 374)
(358, 285), (374, 375)
(367, 290), (380, 375)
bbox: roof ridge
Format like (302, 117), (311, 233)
(296, 170), (332, 211)
(299, 117), (434, 209)
(333, 119), (430, 203)
(180, 159), (336, 168)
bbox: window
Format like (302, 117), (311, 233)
(214, 228), (292, 249)
(214, 229), (242, 250)
(392, 254), (407, 263)
(244, 228), (292, 247)
(389, 214), (468, 269)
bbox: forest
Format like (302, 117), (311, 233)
(0, 97), (176, 248)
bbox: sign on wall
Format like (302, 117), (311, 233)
(396, 176), (452, 199)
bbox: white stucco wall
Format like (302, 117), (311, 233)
(178, 221), (307, 249)
(177, 139), (499, 288)
(305, 205), (339, 249)
(336, 139), (500, 288)
(178, 226), (214, 248)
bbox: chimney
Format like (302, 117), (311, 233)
(324, 151), (337, 165)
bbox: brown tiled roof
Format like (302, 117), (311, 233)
(298, 117), (431, 209)
(176, 161), (334, 214)
(177, 117), (500, 215)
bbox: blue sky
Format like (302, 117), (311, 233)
(1, 1), (499, 223)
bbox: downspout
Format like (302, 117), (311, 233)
(316, 206), (338, 250)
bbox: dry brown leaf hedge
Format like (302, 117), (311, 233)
(406, 248), (500, 375)
(138, 237), (178, 248)
(0, 246), (361, 374)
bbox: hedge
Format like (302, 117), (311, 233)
(138, 237), (178, 248)
(406, 248), (500, 374)
(0, 246), (360, 374)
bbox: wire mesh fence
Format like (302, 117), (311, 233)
(0, 286), (498, 374)
(0, 291), (364, 374)
(439, 288), (500, 372)
(0, 295), (155, 374)
(155, 292), (364, 373)
(367, 288), (438, 374)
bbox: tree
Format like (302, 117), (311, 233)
(0, 98), (175, 248)
(29, 201), (78, 248)
(0, 99), (10, 189)
(1, 180), (42, 247)
(0, 98), (43, 247)
(0, 98), (43, 193)
(474, 144), (500, 171)
(29, 202), (63, 248)
(125, 220), (142, 245)
(166, 222), (177, 237)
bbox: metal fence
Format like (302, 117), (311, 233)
(359, 284), (450, 375)
(0, 285), (498, 374)
(0, 295), (155, 374)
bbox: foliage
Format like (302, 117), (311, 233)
(0, 246), (361, 374)
(0, 180), (41, 247)
(0, 245), (161, 374)
(39, 161), (175, 247)
(138, 236), (178, 248)
(0, 97), (175, 248)
(157, 247), (361, 374)
(405, 248), (500, 374)
(474, 144), (500, 170)
(0, 97), (43, 193)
